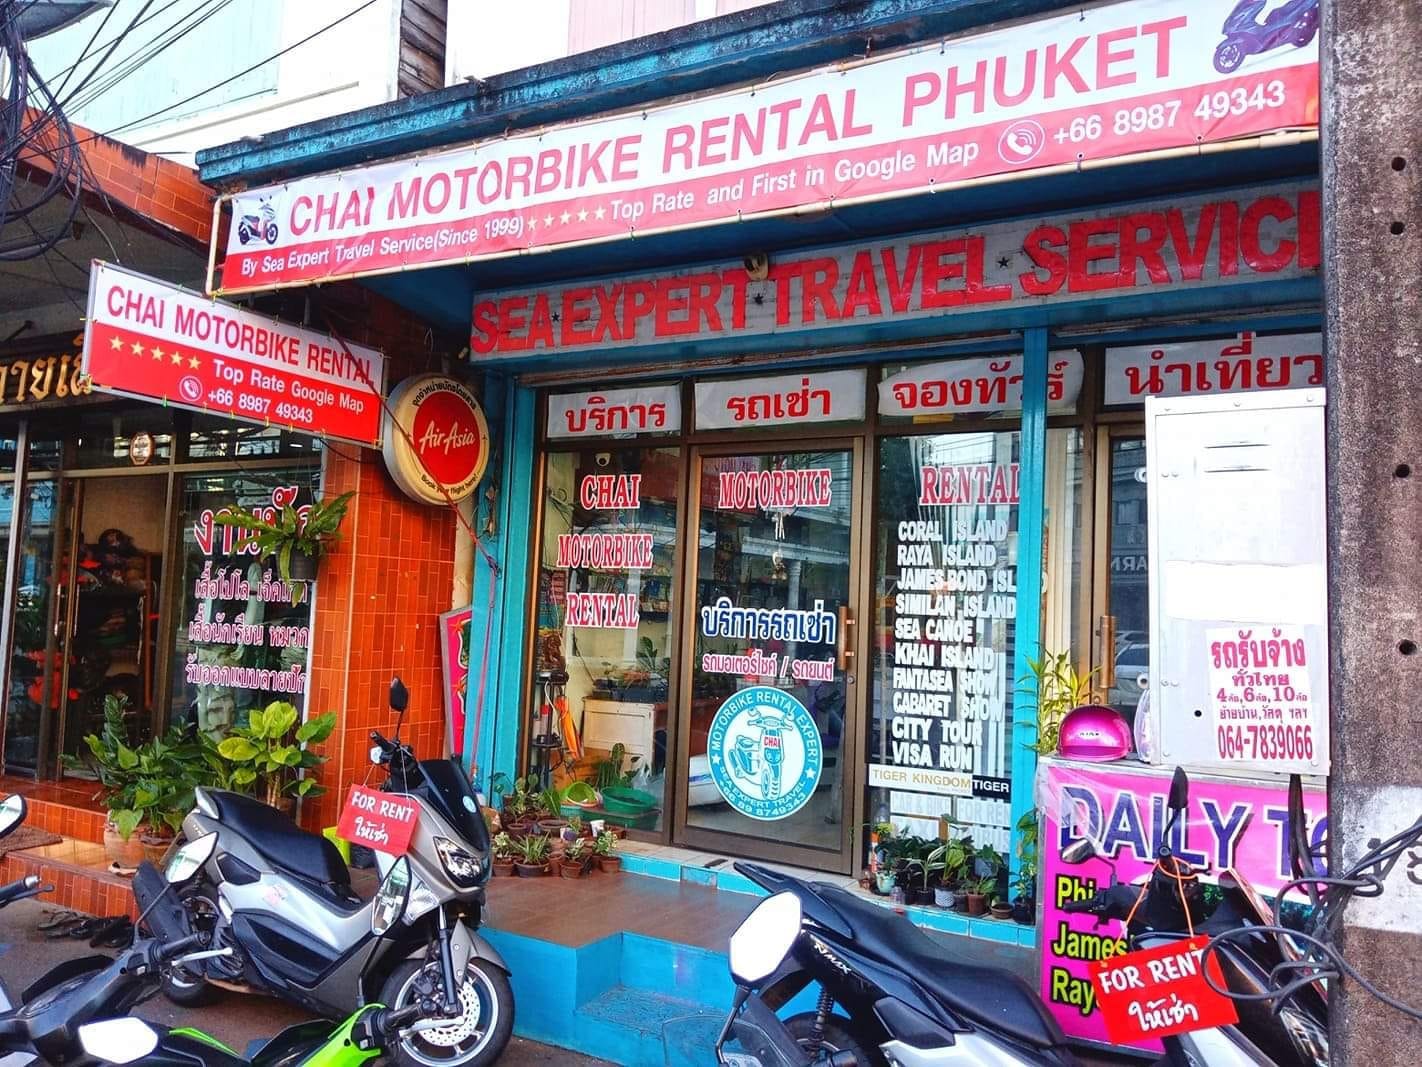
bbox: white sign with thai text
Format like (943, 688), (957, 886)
(546, 383), (681, 438)
(1105, 332), (1323, 405)
(879, 351), (1084, 417)
(695, 369), (865, 431)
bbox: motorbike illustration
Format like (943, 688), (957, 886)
(133, 678), (514, 1067)
(0, 832), (436, 1066)
(1213, 0), (1320, 74)
(729, 712), (789, 801)
(235, 198), (279, 245)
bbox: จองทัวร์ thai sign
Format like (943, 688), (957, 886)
(217, 0), (1317, 294)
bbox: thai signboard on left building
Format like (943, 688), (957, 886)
(83, 262), (387, 447)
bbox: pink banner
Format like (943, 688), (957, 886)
(216, 0), (1318, 294)
(1037, 759), (1326, 1051)
(440, 606), (472, 758)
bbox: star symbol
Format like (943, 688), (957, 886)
(527, 216), (538, 230)
(577, 208), (588, 223)
(559, 211), (571, 225)
(150, 345), (164, 362)
(594, 205), (606, 220)
(997, 256), (1012, 270)
(129, 340), (145, 356)
(544, 214), (554, 227)
(188, 356), (200, 369)
(170, 351), (184, 366)
(109, 336), (123, 351)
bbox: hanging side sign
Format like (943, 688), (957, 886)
(82, 261), (386, 447)
(336, 784), (419, 856)
(382, 374), (490, 505)
(1091, 936), (1239, 1045)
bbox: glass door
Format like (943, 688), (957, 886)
(1093, 429), (1150, 724)
(676, 444), (862, 871)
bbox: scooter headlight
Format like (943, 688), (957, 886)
(729, 892), (802, 986)
(434, 836), (484, 888)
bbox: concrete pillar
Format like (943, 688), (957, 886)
(1324, 0), (1422, 1058)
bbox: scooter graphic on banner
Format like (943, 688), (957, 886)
(1213, 0), (1319, 74)
(236, 196), (280, 245)
(727, 712), (788, 800)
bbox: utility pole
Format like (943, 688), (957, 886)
(1324, 0), (1422, 1060)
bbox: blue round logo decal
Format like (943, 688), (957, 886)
(707, 685), (823, 821)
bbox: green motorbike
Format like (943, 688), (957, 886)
(0, 832), (429, 1065)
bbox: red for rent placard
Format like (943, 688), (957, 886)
(83, 262), (386, 446)
(337, 784), (420, 856)
(1091, 936), (1239, 1045)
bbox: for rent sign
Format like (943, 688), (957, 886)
(83, 262), (386, 446)
(216, 0), (1317, 293)
(470, 184), (1317, 357)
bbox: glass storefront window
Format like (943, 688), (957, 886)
(1105, 437), (1150, 720)
(869, 431), (1022, 855)
(532, 447), (680, 831)
(188, 412), (323, 461)
(3, 479), (65, 772)
(169, 469), (319, 739)
(70, 408), (175, 468)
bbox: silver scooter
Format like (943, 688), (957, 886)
(133, 678), (514, 1067)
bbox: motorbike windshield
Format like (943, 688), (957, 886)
(1219, 867), (1328, 1004)
(417, 759), (491, 853)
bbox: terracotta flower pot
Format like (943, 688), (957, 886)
(104, 820), (145, 870)
(559, 861), (586, 879)
(514, 862), (550, 878)
(492, 859), (515, 877)
(990, 902), (1013, 920)
(966, 892), (986, 916)
(140, 833), (174, 867)
(596, 855), (622, 873)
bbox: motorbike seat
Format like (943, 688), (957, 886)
(206, 789), (351, 890)
(814, 884), (1067, 1051)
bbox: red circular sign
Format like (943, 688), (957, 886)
(382, 375), (490, 505)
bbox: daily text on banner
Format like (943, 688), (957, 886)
(217, 0), (1318, 293)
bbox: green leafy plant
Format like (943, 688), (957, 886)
(496, 774), (541, 822)
(564, 837), (591, 863)
(1018, 650), (1096, 755)
(491, 832), (516, 861)
(972, 874), (998, 899)
(1013, 809), (1040, 899)
(213, 491), (354, 604)
(517, 835), (551, 865)
(567, 813), (586, 835)
(537, 786), (564, 820)
(926, 836), (974, 889)
(593, 830), (618, 857)
(215, 701), (336, 807)
(592, 743), (640, 790)
(635, 636), (670, 676)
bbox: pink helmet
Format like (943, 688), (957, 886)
(1058, 705), (1133, 762)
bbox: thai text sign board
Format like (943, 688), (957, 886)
(695, 369), (865, 430)
(1145, 390), (1328, 775)
(217, 0), (1318, 294)
(1038, 758), (1326, 1051)
(1105, 332), (1322, 405)
(337, 784), (419, 856)
(1091, 937), (1239, 1044)
(879, 351), (1083, 418)
(83, 262), (386, 447)
(547, 383), (681, 439)
(469, 184), (1317, 357)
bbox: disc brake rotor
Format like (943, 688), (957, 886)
(412, 973), (483, 1048)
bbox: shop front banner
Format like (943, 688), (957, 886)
(879, 351), (1084, 418)
(440, 605), (472, 759)
(83, 262), (386, 446)
(546, 383), (681, 439)
(471, 183), (1317, 357)
(1105, 331), (1322, 405)
(1037, 758), (1327, 1052)
(217, 0), (1319, 294)
(695, 369), (865, 430)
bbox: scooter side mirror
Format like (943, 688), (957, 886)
(390, 677), (408, 713)
(0, 795), (26, 839)
(1168, 766), (1190, 813)
(371, 856), (412, 937)
(165, 833), (218, 885)
(1061, 836), (1102, 866)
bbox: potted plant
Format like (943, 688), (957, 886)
(1012, 810), (1039, 925)
(493, 773), (540, 834)
(966, 874), (995, 916)
(213, 491), (354, 600)
(491, 833), (516, 877)
(215, 701), (337, 811)
(535, 785), (567, 834)
(593, 829), (621, 872)
(561, 837), (592, 879)
(967, 843), (1006, 917)
(989, 896), (1014, 920)
(1018, 650), (1096, 756)
(514, 834), (552, 877)
(872, 824), (906, 895)
(926, 836), (972, 909)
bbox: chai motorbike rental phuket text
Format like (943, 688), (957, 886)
(712, 765), (1422, 1067)
(131, 677), (514, 1067)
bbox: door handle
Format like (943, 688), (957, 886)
(836, 605), (855, 673)
(1098, 614), (1117, 690)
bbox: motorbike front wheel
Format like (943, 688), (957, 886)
(382, 954), (515, 1067)
(1213, 38), (1246, 74)
(785, 1013), (877, 1066)
(159, 882), (220, 1007)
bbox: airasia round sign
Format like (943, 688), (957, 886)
(382, 374), (490, 506)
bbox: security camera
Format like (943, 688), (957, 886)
(744, 252), (769, 281)
(596, 452), (611, 468)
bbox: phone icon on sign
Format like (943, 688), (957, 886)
(178, 376), (203, 402)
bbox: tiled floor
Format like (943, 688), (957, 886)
(486, 870), (756, 951)
(0, 773), (106, 811)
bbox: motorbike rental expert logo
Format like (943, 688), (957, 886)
(707, 685), (823, 821)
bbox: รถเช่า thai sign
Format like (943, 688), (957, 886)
(215, 0), (1318, 294)
(83, 262), (387, 447)
(470, 184), (1317, 356)
(1037, 758), (1327, 1051)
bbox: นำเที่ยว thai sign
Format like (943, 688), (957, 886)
(218, 0), (1317, 294)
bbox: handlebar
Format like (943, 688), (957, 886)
(147, 932), (207, 969)
(0, 875), (46, 908)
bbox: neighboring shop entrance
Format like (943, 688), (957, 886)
(1092, 427), (1149, 725)
(675, 442), (864, 872)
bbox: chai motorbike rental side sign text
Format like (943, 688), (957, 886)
(708, 685), (822, 821)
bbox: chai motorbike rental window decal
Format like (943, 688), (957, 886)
(707, 685), (824, 821)
(381, 374), (490, 506)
